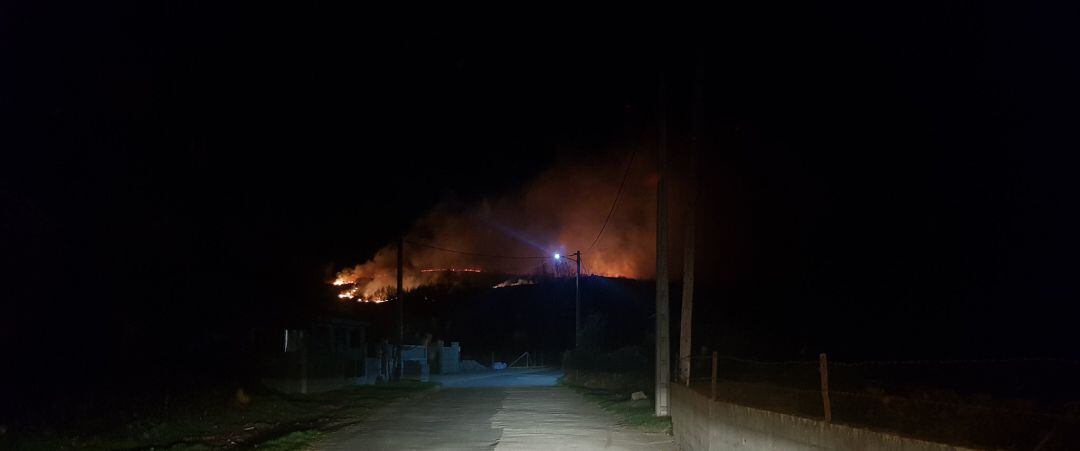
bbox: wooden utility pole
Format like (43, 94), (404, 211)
(679, 55), (703, 385)
(655, 73), (671, 417)
(574, 250), (582, 346)
(710, 351), (718, 400)
(396, 236), (404, 381)
(819, 353), (832, 422)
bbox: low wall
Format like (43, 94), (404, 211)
(671, 384), (978, 451)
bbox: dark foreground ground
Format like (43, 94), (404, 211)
(314, 369), (675, 450)
(1, 382), (436, 451)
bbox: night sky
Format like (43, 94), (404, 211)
(3, 2), (1080, 415)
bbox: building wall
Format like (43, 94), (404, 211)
(437, 343), (461, 374)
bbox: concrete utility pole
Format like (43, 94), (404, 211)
(655, 74), (671, 417)
(396, 236), (404, 381)
(679, 55), (703, 385)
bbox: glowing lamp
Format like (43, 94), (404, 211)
(553, 253), (561, 260)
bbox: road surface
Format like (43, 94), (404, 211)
(314, 368), (675, 450)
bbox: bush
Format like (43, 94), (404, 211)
(562, 346), (649, 373)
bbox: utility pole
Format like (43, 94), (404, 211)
(655, 73), (671, 417)
(574, 250), (582, 345)
(396, 236), (404, 381)
(556, 251), (584, 347)
(679, 55), (703, 385)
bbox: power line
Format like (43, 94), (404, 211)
(584, 146), (638, 253)
(403, 240), (549, 260)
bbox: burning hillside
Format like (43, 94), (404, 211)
(332, 152), (668, 302)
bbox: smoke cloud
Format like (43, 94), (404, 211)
(333, 151), (664, 301)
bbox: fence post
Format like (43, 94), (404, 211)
(819, 352), (832, 422)
(710, 351), (718, 400)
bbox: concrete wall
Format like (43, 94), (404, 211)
(402, 344), (428, 362)
(437, 342), (461, 374)
(671, 384), (978, 451)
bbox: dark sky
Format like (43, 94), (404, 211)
(3, 2), (1080, 396)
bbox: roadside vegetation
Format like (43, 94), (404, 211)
(559, 379), (671, 435)
(2, 381), (435, 451)
(560, 345), (671, 435)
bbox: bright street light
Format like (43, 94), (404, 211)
(553, 253), (561, 260)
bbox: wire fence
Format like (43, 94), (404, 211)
(677, 353), (1080, 450)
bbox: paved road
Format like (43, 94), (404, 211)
(314, 369), (675, 450)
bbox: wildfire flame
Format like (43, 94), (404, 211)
(420, 267), (482, 273)
(493, 278), (536, 288)
(333, 281), (389, 303)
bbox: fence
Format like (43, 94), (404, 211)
(679, 353), (1080, 450)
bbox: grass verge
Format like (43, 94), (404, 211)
(559, 378), (672, 434)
